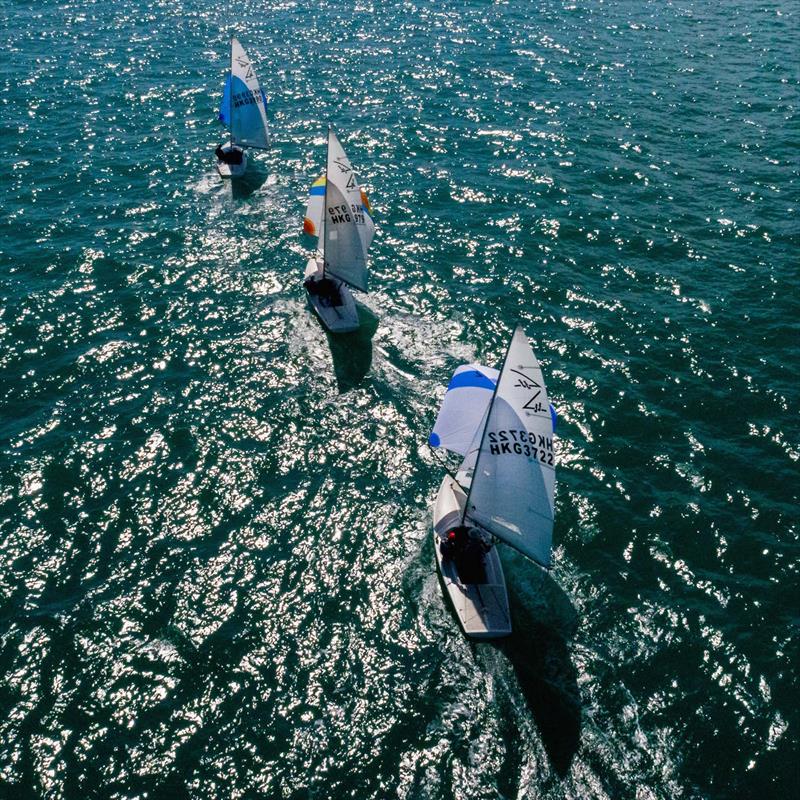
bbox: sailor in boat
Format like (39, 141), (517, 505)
(440, 528), (460, 560)
(442, 526), (492, 583)
(215, 144), (243, 166)
(303, 275), (343, 307)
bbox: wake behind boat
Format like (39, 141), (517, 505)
(429, 327), (558, 638)
(215, 37), (269, 179)
(302, 126), (375, 333)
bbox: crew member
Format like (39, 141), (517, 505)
(441, 529), (458, 560)
(215, 145), (244, 165)
(304, 276), (342, 307)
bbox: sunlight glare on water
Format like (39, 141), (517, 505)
(0, 0), (797, 798)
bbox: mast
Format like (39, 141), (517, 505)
(461, 330), (516, 527)
(322, 124), (331, 279)
(229, 37), (234, 149)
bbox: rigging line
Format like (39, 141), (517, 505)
(427, 445), (467, 492)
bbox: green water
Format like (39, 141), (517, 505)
(1, 0), (797, 797)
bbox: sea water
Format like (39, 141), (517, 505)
(0, 0), (797, 797)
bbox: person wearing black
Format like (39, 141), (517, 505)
(441, 529), (459, 560)
(441, 525), (469, 559)
(304, 276), (343, 307)
(442, 525), (492, 583)
(215, 145), (244, 166)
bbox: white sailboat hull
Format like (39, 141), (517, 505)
(216, 146), (247, 178)
(303, 258), (360, 333)
(432, 475), (512, 639)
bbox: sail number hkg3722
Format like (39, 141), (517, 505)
(488, 429), (554, 464)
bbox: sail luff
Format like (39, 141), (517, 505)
(218, 75), (232, 127)
(228, 38), (234, 146)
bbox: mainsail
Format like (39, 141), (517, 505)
(322, 128), (374, 292)
(218, 38), (269, 150)
(462, 327), (556, 569)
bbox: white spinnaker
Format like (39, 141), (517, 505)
(458, 403), (490, 479)
(464, 327), (555, 568)
(430, 364), (499, 456)
(230, 38), (269, 149)
(323, 129), (373, 291)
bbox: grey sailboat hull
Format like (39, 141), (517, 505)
(432, 475), (512, 638)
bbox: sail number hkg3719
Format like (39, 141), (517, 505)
(328, 203), (367, 225)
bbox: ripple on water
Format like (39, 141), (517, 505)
(0, 0), (798, 797)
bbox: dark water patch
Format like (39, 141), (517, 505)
(500, 568), (582, 778)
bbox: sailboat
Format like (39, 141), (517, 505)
(215, 37), (269, 179)
(429, 326), (557, 638)
(302, 126), (374, 333)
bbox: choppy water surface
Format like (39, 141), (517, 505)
(1, 0), (798, 797)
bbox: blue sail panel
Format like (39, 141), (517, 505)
(218, 75), (232, 127)
(230, 75), (269, 149)
(430, 364), (499, 457)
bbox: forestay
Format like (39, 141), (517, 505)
(463, 327), (556, 569)
(323, 129), (374, 292)
(429, 364), (499, 456)
(218, 38), (269, 150)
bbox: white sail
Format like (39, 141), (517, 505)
(227, 38), (269, 150)
(463, 327), (556, 568)
(429, 364), (499, 456)
(457, 402), (490, 481)
(323, 129), (374, 292)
